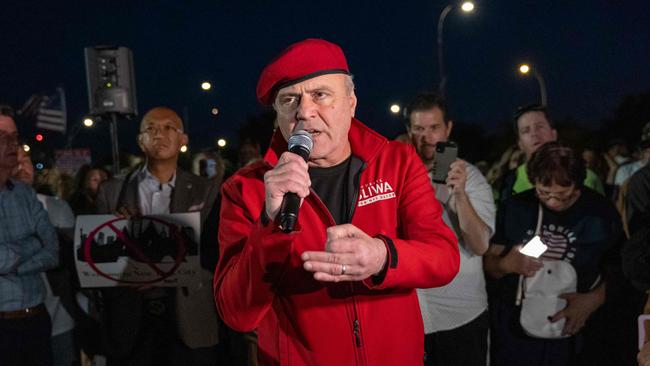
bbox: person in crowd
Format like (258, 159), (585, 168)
(237, 137), (262, 168)
(486, 145), (524, 200)
(607, 138), (630, 165)
(581, 148), (606, 182)
(213, 38), (459, 365)
(68, 165), (109, 215)
(612, 123), (650, 232)
(192, 150), (226, 179)
(15, 147), (82, 366)
(626, 160), (650, 237)
(405, 92), (495, 366)
(497, 104), (604, 204)
(615, 122), (650, 189)
(95, 106), (222, 366)
(603, 138), (631, 185)
(622, 162), (650, 366)
(484, 142), (623, 366)
(0, 103), (59, 366)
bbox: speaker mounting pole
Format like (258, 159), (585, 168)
(109, 113), (120, 176)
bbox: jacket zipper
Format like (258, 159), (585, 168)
(351, 285), (362, 348)
(353, 319), (361, 346)
(350, 284), (368, 365)
(307, 160), (368, 362)
(349, 162), (366, 358)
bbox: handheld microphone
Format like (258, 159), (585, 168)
(279, 130), (313, 233)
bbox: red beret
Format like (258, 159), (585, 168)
(256, 38), (350, 105)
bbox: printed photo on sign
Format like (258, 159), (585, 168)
(74, 212), (200, 287)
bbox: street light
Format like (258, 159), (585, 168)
(517, 63), (548, 106)
(201, 81), (212, 91)
(83, 117), (94, 127)
(23, 144), (30, 152)
(217, 138), (227, 148)
(461, 2), (474, 12)
(180, 145), (188, 153)
(437, 1), (475, 97)
(390, 104), (401, 114)
(519, 64), (530, 74)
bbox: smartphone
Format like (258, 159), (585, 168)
(431, 141), (458, 183)
(519, 235), (548, 258)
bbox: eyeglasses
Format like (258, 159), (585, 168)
(139, 124), (184, 136)
(0, 131), (19, 146)
(535, 185), (576, 202)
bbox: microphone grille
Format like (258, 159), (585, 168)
(288, 130), (313, 153)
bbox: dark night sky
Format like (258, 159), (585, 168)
(1, 0), (649, 159)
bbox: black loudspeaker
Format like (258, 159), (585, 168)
(84, 46), (138, 116)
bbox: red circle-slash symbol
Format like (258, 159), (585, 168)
(83, 216), (188, 284)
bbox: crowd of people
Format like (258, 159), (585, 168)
(1, 38), (649, 366)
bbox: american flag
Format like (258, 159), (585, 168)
(35, 87), (67, 133)
(540, 230), (569, 260)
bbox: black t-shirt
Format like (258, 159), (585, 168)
(309, 157), (352, 225)
(492, 188), (623, 301)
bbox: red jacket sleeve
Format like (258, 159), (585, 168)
(365, 145), (459, 290)
(212, 174), (293, 332)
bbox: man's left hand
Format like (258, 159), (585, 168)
(301, 224), (387, 282)
(550, 290), (604, 336)
(446, 159), (467, 195)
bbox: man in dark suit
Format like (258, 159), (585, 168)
(95, 107), (222, 366)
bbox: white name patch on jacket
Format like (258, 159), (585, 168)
(358, 179), (396, 207)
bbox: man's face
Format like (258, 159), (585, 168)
(137, 109), (188, 162)
(408, 107), (452, 163)
(0, 116), (19, 177)
(273, 74), (357, 167)
(517, 111), (557, 159)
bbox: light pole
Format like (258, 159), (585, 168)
(437, 1), (474, 97)
(518, 63), (548, 106)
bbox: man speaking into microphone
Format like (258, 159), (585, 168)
(213, 39), (459, 366)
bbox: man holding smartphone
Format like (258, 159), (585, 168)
(405, 92), (496, 366)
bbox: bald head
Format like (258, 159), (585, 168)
(140, 107), (184, 132)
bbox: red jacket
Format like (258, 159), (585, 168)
(214, 119), (458, 365)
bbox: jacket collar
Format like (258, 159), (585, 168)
(263, 118), (387, 167)
(119, 165), (193, 213)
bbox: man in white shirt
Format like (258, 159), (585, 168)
(406, 93), (495, 366)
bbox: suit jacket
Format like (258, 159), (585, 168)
(95, 166), (222, 357)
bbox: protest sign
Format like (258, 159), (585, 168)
(74, 212), (200, 287)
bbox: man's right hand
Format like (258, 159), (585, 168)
(501, 245), (543, 277)
(263, 151), (311, 221)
